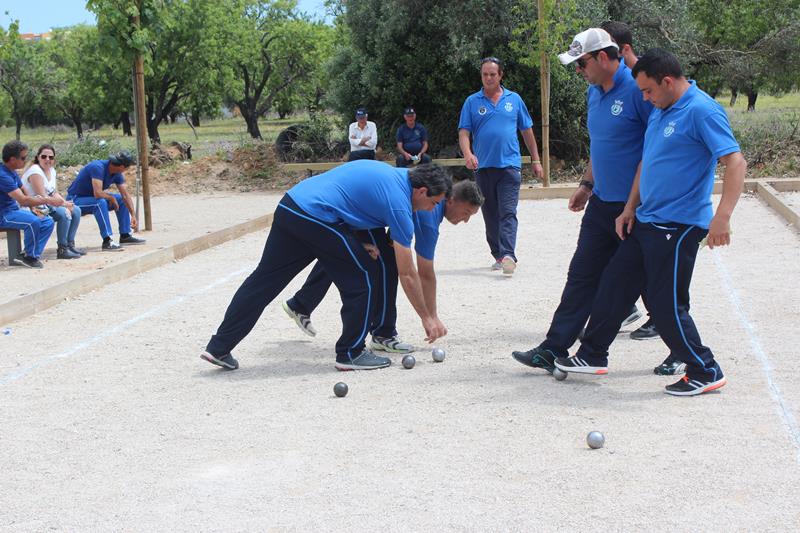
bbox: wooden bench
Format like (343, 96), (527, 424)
(0, 228), (22, 266)
(282, 156), (533, 176)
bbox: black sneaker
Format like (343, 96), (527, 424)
(68, 241), (87, 255)
(102, 239), (124, 251)
(554, 355), (608, 375)
(631, 318), (659, 340)
(200, 351), (239, 370)
(19, 255), (44, 268)
(335, 350), (391, 371)
(621, 305), (643, 328)
(665, 375), (727, 396)
(653, 354), (686, 376)
(512, 346), (556, 373)
(120, 234), (146, 245)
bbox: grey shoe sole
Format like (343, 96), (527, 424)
(200, 351), (239, 370)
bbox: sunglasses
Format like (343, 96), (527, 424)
(481, 56), (503, 68)
(40, 154), (55, 160)
(576, 52), (599, 69)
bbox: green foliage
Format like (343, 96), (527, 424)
(57, 136), (126, 167)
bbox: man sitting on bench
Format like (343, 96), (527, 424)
(0, 140), (56, 268)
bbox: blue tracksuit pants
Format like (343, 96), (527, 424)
(0, 209), (55, 259)
(475, 167), (521, 262)
(69, 193), (130, 239)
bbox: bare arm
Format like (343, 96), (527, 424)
(395, 244), (447, 342)
(520, 127), (543, 178)
(91, 178), (119, 210)
(459, 129), (477, 169)
(8, 188), (59, 208)
(568, 159), (594, 212)
(117, 182), (138, 230)
(416, 255), (437, 318)
(396, 141), (411, 160)
(707, 152), (746, 248)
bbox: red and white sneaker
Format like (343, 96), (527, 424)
(554, 355), (608, 375)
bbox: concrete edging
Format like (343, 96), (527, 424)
(0, 213), (273, 326)
(757, 181), (800, 230)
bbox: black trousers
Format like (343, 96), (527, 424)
(576, 221), (721, 381)
(287, 227), (399, 338)
(206, 195), (378, 363)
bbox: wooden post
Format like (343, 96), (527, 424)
(537, 0), (551, 187)
(132, 11), (152, 230)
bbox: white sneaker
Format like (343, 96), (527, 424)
(501, 256), (516, 276)
(282, 301), (317, 337)
(370, 335), (415, 354)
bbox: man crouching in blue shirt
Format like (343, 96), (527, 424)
(201, 160), (451, 372)
(553, 48), (747, 396)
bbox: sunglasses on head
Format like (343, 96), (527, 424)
(481, 56), (502, 68)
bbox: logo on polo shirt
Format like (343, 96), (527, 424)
(611, 100), (623, 116)
(478, 106), (487, 115)
(664, 121), (677, 137)
(504, 101), (513, 112)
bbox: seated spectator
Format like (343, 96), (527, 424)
(395, 107), (431, 168)
(66, 151), (145, 251)
(0, 140), (56, 268)
(348, 107), (377, 161)
(21, 144), (84, 259)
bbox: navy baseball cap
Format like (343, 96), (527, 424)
(404, 107), (416, 115)
(109, 150), (135, 167)
(355, 107), (368, 117)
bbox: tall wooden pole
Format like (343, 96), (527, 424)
(132, 10), (152, 230)
(537, 0), (551, 187)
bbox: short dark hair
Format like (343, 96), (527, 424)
(451, 179), (484, 207)
(631, 48), (683, 83)
(2, 140), (28, 163)
(480, 56), (503, 74)
(409, 163), (452, 198)
(601, 21), (633, 49)
(598, 45), (619, 61)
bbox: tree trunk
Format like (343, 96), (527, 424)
(241, 104), (262, 139)
(15, 116), (22, 141)
(121, 111), (132, 136)
(191, 111), (200, 127)
(746, 91), (758, 112)
(74, 119), (83, 139)
(729, 88), (738, 107)
(278, 110), (287, 119)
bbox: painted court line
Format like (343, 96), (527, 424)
(0, 267), (249, 386)
(713, 251), (800, 464)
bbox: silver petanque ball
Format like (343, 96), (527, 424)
(553, 368), (567, 381)
(587, 431), (605, 449)
(402, 355), (416, 369)
(431, 348), (446, 362)
(333, 382), (348, 398)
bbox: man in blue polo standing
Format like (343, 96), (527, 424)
(554, 48), (747, 396)
(201, 160), (450, 372)
(458, 57), (544, 276)
(66, 151), (145, 251)
(511, 28), (652, 373)
(0, 140), (56, 268)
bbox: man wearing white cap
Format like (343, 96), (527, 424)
(512, 28), (653, 374)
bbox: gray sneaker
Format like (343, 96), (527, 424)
(371, 335), (414, 354)
(631, 318), (659, 340)
(335, 350), (391, 371)
(200, 351), (239, 370)
(282, 301), (317, 337)
(512, 346), (556, 373)
(491, 259), (502, 271)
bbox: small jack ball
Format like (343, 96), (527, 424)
(587, 431), (605, 449)
(402, 355), (416, 369)
(432, 348), (446, 362)
(333, 382), (348, 397)
(553, 368), (567, 381)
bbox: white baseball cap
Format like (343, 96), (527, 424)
(558, 28), (619, 65)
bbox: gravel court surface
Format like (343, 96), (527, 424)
(1, 194), (799, 531)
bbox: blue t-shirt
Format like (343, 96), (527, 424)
(287, 160), (416, 248)
(587, 62), (653, 202)
(396, 123), (428, 155)
(67, 160), (125, 198)
(0, 163), (23, 214)
(458, 87), (534, 169)
(637, 82), (740, 228)
(413, 200), (446, 260)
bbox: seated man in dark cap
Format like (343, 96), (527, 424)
(348, 107), (377, 161)
(395, 107), (432, 168)
(66, 150), (145, 251)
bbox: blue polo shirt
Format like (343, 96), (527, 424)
(637, 82), (740, 228)
(458, 87), (534, 169)
(413, 200), (446, 260)
(67, 160), (125, 198)
(287, 160), (416, 248)
(396, 123), (428, 155)
(587, 62), (653, 202)
(0, 163), (23, 214)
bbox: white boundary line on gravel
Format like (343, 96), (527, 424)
(713, 251), (800, 464)
(0, 267), (249, 387)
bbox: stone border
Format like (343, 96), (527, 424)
(0, 213), (273, 326)
(2, 177), (798, 326)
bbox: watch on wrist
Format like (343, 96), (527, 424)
(579, 179), (594, 191)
